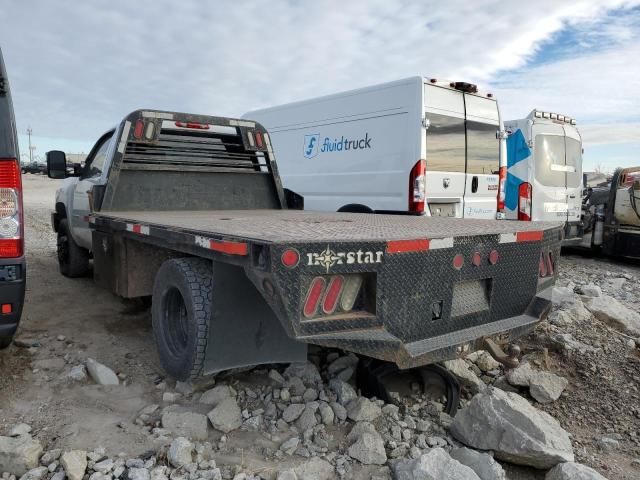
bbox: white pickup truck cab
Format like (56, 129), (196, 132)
(503, 110), (583, 243)
(245, 76), (503, 219)
(51, 127), (117, 276)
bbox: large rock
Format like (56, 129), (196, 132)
(0, 435), (43, 477)
(207, 397), (242, 433)
(346, 397), (382, 422)
(586, 294), (640, 336)
(551, 287), (591, 322)
(292, 457), (335, 480)
(161, 411), (208, 440)
(167, 437), (193, 467)
(348, 431), (386, 465)
(18, 466), (48, 480)
(529, 372), (568, 404)
(450, 387), (574, 469)
(449, 447), (506, 480)
(506, 363), (568, 404)
(328, 379), (357, 405)
(283, 362), (322, 386)
(392, 448), (481, 480)
(199, 385), (233, 406)
(443, 359), (486, 394)
(545, 462), (609, 480)
(85, 358), (119, 385)
(282, 403), (306, 423)
(60, 450), (87, 480)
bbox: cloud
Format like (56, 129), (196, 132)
(0, 0), (639, 163)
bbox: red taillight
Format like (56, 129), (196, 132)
(539, 253), (548, 277)
(174, 121), (210, 130)
(546, 252), (555, 276)
(409, 159), (426, 213)
(281, 248), (300, 268)
(518, 182), (532, 221)
(255, 132), (264, 149)
(322, 275), (344, 315)
(1, 303), (11, 314)
(133, 119), (145, 139)
(304, 277), (326, 318)
(453, 254), (464, 270)
(472, 252), (482, 267)
(489, 249), (499, 265)
(497, 166), (507, 211)
(0, 159), (23, 258)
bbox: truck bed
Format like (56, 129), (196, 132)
(96, 210), (561, 243)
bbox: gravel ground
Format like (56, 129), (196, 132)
(0, 174), (639, 480)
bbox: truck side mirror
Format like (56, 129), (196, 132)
(46, 150), (69, 179)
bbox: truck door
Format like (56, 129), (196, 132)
(563, 126), (582, 226)
(70, 131), (114, 247)
(531, 123), (568, 222)
(423, 86), (466, 217)
(463, 94), (500, 218)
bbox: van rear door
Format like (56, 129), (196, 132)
(463, 95), (500, 218)
(531, 123), (569, 222)
(563, 126), (582, 225)
(423, 86), (466, 217)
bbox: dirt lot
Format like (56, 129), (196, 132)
(1, 174), (639, 479)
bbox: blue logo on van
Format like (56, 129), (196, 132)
(303, 134), (320, 159)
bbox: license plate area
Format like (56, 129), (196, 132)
(428, 202), (457, 217)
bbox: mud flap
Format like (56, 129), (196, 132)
(203, 262), (307, 375)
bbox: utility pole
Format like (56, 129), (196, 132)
(26, 127), (36, 163)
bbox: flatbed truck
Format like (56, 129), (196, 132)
(48, 109), (562, 380)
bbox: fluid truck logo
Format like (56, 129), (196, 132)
(307, 245), (383, 273)
(303, 133), (372, 158)
(303, 134), (320, 159)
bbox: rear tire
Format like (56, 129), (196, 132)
(152, 258), (212, 381)
(57, 219), (90, 277)
(338, 204), (374, 214)
(0, 336), (13, 349)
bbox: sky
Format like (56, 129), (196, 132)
(1, 0), (639, 172)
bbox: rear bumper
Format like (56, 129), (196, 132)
(296, 287), (552, 369)
(0, 257), (26, 340)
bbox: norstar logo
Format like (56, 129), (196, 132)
(307, 245), (383, 273)
(303, 133), (372, 159)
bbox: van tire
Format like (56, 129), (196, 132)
(57, 219), (90, 277)
(337, 204), (374, 214)
(152, 258), (212, 381)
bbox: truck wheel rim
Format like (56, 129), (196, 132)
(163, 287), (189, 356)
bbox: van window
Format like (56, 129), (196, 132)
(534, 135), (566, 187)
(425, 113), (465, 173)
(565, 137), (582, 188)
(466, 121), (499, 174)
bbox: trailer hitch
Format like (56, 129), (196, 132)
(484, 338), (521, 369)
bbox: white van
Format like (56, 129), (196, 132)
(503, 110), (583, 242)
(245, 76), (503, 218)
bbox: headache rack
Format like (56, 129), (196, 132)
(98, 110), (287, 212)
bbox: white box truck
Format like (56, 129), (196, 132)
(245, 76), (503, 219)
(503, 110), (583, 243)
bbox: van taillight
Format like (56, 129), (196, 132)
(518, 182), (532, 221)
(497, 166), (507, 211)
(0, 159), (23, 258)
(409, 159), (426, 213)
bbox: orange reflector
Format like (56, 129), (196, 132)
(304, 277), (326, 318)
(489, 249), (499, 265)
(322, 275), (344, 315)
(1, 303), (11, 314)
(386, 239), (430, 254)
(546, 252), (554, 276)
(539, 253), (547, 277)
(516, 230), (543, 242)
(209, 239), (248, 256)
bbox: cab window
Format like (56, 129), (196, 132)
(466, 121), (499, 174)
(425, 113), (465, 173)
(81, 132), (113, 180)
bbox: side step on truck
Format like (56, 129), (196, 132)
(47, 110), (563, 381)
